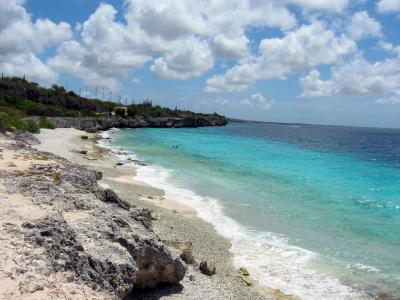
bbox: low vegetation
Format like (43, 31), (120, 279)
(0, 76), (227, 133)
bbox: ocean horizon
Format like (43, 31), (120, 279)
(102, 122), (400, 300)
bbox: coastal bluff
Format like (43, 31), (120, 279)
(0, 132), (186, 299)
(0, 77), (228, 133)
(34, 115), (227, 132)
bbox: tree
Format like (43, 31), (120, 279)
(127, 105), (136, 117)
(115, 107), (126, 117)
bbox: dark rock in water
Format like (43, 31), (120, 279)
(79, 150), (88, 155)
(199, 261), (216, 276)
(85, 128), (98, 133)
(80, 135), (89, 140)
(129, 159), (147, 166)
(116, 162), (124, 166)
(180, 241), (195, 265)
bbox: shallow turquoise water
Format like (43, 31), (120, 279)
(106, 123), (400, 299)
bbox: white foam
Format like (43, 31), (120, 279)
(135, 164), (363, 300)
(99, 130), (365, 300)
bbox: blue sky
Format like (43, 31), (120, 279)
(2, 0), (400, 128)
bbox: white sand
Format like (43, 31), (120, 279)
(34, 128), (85, 160)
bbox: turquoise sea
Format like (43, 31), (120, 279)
(102, 122), (400, 299)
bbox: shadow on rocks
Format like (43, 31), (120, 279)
(124, 283), (184, 300)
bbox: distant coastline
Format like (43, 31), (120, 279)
(229, 118), (400, 131)
(0, 76), (227, 133)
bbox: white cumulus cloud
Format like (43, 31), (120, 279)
(300, 56), (400, 101)
(347, 11), (382, 41)
(286, 0), (350, 13)
(0, 0), (72, 84)
(241, 93), (275, 110)
(206, 22), (356, 92)
(377, 0), (400, 13)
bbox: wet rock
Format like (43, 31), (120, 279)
(199, 261), (216, 276)
(78, 150), (88, 155)
(85, 128), (98, 133)
(80, 135), (89, 140)
(128, 159), (147, 166)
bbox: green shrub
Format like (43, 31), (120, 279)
(0, 117), (5, 133)
(80, 108), (98, 117)
(38, 116), (55, 129)
(115, 108), (126, 117)
(127, 105), (136, 117)
(23, 120), (40, 133)
(0, 108), (40, 133)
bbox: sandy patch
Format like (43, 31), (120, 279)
(34, 128), (85, 160)
(110, 175), (150, 186)
(140, 195), (196, 217)
(63, 211), (90, 222)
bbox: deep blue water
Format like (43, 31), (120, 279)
(105, 122), (400, 299)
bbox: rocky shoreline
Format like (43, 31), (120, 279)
(0, 129), (278, 299)
(0, 132), (191, 299)
(29, 115), (227, 132)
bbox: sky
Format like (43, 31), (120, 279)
(1, 0), (400, 128)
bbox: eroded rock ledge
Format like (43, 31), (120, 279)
(30, 116), (227, 132)
(0, 132), (186, 299)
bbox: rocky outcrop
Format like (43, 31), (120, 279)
(0, 133), (186, 298)
(28, 116), (227, 132)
